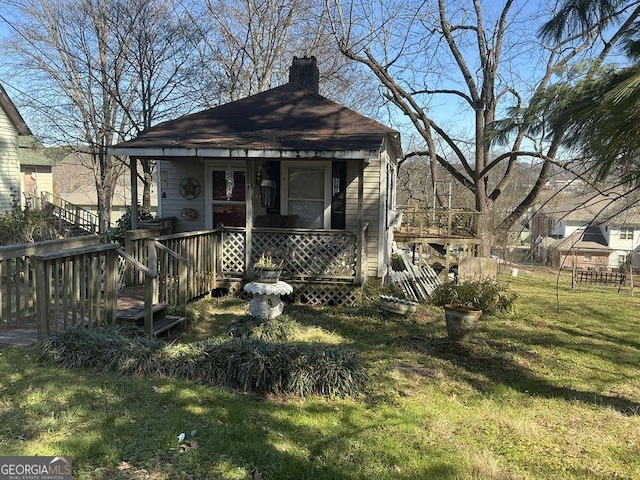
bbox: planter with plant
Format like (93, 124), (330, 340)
(430, 279), (518, 341)
(253, 251), (285, 283)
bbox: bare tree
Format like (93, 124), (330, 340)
(2, 0), (136, 229)
(183, 0), (381, 115)
(327, 0), (640, 253)
(2, 0), (201, 221)
(109, 0), (201, 213)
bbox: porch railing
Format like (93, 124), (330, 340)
(396, 206), (480, 238)
(124, 227), (173, 286)
(153, 230), (220, 302)
(7, 225), (367, 337)
(221, 226), (364, 282)
(0, 236), (101, 325)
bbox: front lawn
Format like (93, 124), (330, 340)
(1, 268), (639, 479)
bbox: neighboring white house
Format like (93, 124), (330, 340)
(531, 190), (640, 269)
(0, 83), (29, 212)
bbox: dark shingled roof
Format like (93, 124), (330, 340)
(113, 82), (398, 152)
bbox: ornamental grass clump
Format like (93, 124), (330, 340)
(430, 279), (519, 315)
(37, 327), (367, 397)
(227, 315), (297, 341)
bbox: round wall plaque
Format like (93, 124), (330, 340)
(179, 177), (200, 200)
(181, 208), (198, 220)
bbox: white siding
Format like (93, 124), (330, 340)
(0, 107), (22, 212)
(157, 159), (206, 232)
(345, 157), (383, 278)
(159, 154), (392, 279)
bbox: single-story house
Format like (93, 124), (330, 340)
(536, 226), (611, 269)
(110, 57), (402, 302)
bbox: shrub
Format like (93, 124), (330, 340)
(100, 206), (153, 246)
(37, 326), (368, 397)
(430, 279), (518, 315)
(0, 193), (64, 245)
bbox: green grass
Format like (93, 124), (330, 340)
(1, 268), (639, 479)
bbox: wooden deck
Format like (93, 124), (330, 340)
(394, 207), (481, 244)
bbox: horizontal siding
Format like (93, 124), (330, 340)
(158, 155), (389, 278)
(0, 108), (21, 212)
(345, 159), (382, 278)
(158, 159), (206, 232)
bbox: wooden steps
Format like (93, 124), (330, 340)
(116, 302), (186, 336)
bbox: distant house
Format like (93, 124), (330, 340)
(0, 83), (29, 212)
(53, 151), (157, 223)
(532, 190), (640, 269)
(0, 83), (54, 212)
(19, 135), (53, 206)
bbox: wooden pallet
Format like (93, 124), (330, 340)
(388, 251), (441, 301)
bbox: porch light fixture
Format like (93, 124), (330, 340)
(260, 179), (277, 208)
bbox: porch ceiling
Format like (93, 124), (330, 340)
(109, 82), (401, 159)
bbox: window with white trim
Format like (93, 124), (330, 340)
(620, 227), (634, 240)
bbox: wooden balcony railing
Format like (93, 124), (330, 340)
(395, 206), (480, 239)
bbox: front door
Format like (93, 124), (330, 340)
(281, 161), (331, 229)
(208, 166), (246, 227)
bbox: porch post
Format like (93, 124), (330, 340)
(130, 156), (138, 230)
(355, 160), (364, 284)
(245, 160), (255, 277)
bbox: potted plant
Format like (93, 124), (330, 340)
(430, 279), (518, 342)
(253, 250), (284, 283)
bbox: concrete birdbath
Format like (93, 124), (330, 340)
(243, 280), (293, 320)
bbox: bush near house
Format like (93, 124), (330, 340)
(0, 195), (63, 245)
(430, 278), (519, 314)
(100, 205), (153, 246)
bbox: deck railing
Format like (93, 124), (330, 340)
(124, 227), (173, 286)
(6, 225), (367, 336)
(396, 206), (480, 238)
(0, 236), (101, 325)
(33, 244), (119, 339)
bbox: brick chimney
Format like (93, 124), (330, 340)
(288, 56), (319, 94)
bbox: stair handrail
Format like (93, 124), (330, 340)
(151, 240), (191, 317)
(39, 191), (106, 234)
(116, 248), (157, 336)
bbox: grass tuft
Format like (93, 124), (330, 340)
(226, 314), (298, 341)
